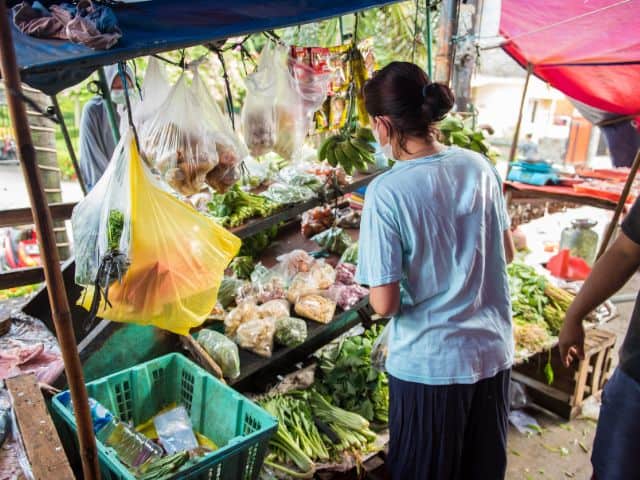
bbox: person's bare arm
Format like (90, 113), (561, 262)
(504, 229), (515, 264)
(560, 232), (640, 366)
(370, 282), (401, 317)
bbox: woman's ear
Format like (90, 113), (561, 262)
(376, 116), (392, 145)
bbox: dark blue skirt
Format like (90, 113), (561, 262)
(387, 369), (510, 480)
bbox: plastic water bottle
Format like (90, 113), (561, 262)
(97, 418), (163, 467)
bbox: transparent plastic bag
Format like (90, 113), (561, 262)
(294, 294), (336, 324)
(371, 323), (390, 372)
(139, 74), (219, 196)
(261, 182), (315, 205)
(132, 56), (171, 131)
(273, 44), (307, 161)
(72, 135), (132, 288)
(242, 43), (278, 157)
(192, 69), (246, 193)
(258, 299), (291, 319)
(76, 131), (241, 335)
(235, 317), (276, 357)
(197, 329), (241, 379)
(274, 316), (308, 347)
(153, 406), (198, 454)
(290, 59), (331, 131)
(224, 299), (259, 337)
(312, 227), (353, 255)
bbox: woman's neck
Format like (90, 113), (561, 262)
(394, 138), (446, 161)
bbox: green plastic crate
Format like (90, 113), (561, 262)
(51, 353), (277, 480)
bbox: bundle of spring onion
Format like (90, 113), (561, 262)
(259, 390), (378, 478)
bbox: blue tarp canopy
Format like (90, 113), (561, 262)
(13, 0), (398, 94)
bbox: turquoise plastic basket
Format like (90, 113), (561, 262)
(51, 353), (277, 480)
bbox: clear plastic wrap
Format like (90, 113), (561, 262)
(153, 406), (198, 454)
(235, 317), (276, 357)
(312, 226), (353, 255)
(274, 316), (308, 348)
(334, 262), (356, 285)
(326, 282), (369, 310)
(294, 294), (336, 324)
(139, 74), (219, 196)
(132, 57), (171, 132)
(274, 249), (315, 284)
(75, 132), (241, 335)
(285, 262), (335, 303)
(242, 43), (278, 157)
(301, 205), (334, 238)
(339, 242), (359, 265)
(224, 300), (259, 337)
(197, 329), (241, 379)
(258, 299), (291, 319)
(370, 323), (390, 372)
(261, 182), (315, 205)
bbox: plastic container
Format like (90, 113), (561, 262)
(51, 353), (277, 480)
(559, 218), (599, 265)
(97, 417), (163, 467)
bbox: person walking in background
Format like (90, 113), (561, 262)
(356, 61), (515, 480)
(78, 64), (135, 190)
(519, 133), (539, 160)
(560, 196), (640, 480)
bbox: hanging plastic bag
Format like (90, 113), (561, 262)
(242, 43), (278, 157)
(371, 323), (390, 372)
(139, 74), (219, 196)
(74, 130), (241, 335)
(132, 56), (172, 132)
(191, 68), (246, 193)
(290, 58), (332, 129)
(273, 44), (307, 161)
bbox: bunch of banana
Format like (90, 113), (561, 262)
(439, 115), (501, 164)
(318, 127), (376, 175)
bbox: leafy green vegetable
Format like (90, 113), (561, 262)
(315, 324), (388, 424)
(207, 184), (280, 227)
(275, 317), (308, 348)
(312, 227), (353, 255)
(107, 209), (125, 252)
(230, 256), (255, 280)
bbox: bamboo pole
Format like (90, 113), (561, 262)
(0, 4), (100, 479)
(506, 64), (533, 179)
(51, 95), (87, 194)
(596, 148), (640, 260)
(426, 1), (433, 78)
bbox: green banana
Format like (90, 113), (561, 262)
(356, 127), (376, 143)
(334, 142), (353, 174)
(325, 146), (338, 167)
(318, 135), (339, 161)
(350, 137), (376, 159)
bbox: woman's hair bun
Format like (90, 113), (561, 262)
(422, 82), (455, 122)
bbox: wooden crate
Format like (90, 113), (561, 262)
(513, 328), (616, 419)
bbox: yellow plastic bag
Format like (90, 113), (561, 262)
(75, 130), (240, 335)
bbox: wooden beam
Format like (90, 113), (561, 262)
(6, 374), (75, 480)
(0, 202), (76, 228)
(0, 266), (45, 290)
(0, 2), (100, 478)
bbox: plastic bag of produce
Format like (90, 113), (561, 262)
(294, 294), (336, 324)
(274, 316), (308, 347)
(235, 317), (276, 357)
(312, 227), (353, 255)
(301, 205), (334, 238)
(261, 183), (315, 205)
(326, 282), (369, 310)
(242, 43), (278, 157)
(224, 299), (259, 337)
(217, 277), (246, 309)
(273, 44), (307, 161)
(74, 131), (241, 335)
(370, 323), (390, 372)
(340, 242), (359, 265)
(258, 299), (291, 319)
(335, 262), (356, 285)
(197, 329), (241, 379)
(132, 57), (171, 131)
(139, 74), (219, 196)
(274, 249), (315, 284)
(192, 69), (247, 193)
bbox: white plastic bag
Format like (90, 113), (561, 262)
(242, 43), (278, 157)
(132, 56), (171, 131)
(371, 323), (390, 372)
(191, 68), (247, 192)
(139, 73), (219, 196)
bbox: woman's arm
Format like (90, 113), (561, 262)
(504, 229), (515, 264)
(370, 282), (401, 317)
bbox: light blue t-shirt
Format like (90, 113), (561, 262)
(356, 147), (513, 385)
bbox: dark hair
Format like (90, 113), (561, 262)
(363, 61), (454, 151)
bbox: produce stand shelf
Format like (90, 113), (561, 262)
(505, 181), (622, 211)
(230, 170), (385, 239)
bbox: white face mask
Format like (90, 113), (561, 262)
(373, 121), (396, 162)
(110, 89), (127, 105)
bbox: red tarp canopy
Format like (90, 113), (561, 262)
(500, 0), (640, 116)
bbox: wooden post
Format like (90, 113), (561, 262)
(51, 95), (87, 194)
(433, 0), (461, 85)
(506, 64), (533, 178)
(596, 148), (640, 260)
(25, 88), (71, 260)
(452, 0), (483, 112)
(0, 3), (101, 479)
(425, 1), (433, 78)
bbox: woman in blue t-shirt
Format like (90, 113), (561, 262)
(355, 62), (515, 479)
